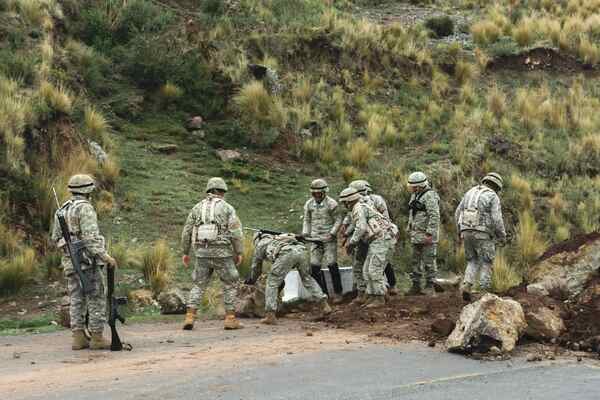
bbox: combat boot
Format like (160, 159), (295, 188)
(349, 291), (367, 306)
(261, 311), (277, 325)
(71, 330), (89, 350)
(364, 295), (386, 309)
(423, 282), (437, 297)
(89, 332), (111, 350)
(320, 299), (332, 315)
(224, 311), (243, 330)
(407, 281), (422, 296)
(387, 287), (399, 296)
(461, 282), (472, 302)
(182, 307), (197, 330)
(330, 294), (344, 305)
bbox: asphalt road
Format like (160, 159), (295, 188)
(2, 320), (599, 400)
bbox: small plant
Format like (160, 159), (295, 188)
(454, 61), (479, 85)
(159, 82), (184, 102)
(0, 248), (37, 295)
(471, 20), (501, 45)
(39, 81), (73, 115)
(347, 138), (373, 168)
(512, 19), (535, 47)
(139, 240), (172, 295)
(342, 166), (360, 183)
(514, 210), (547, 279)
(508, 174), (533, 210)
(83, 105), (110, 143)
(425, 16), (454, 38)
(491, 252), (521, 294)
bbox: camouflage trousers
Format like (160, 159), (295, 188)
(364, 238), (395, 296)
(266, 246), (326, 312)
(462, 232), (496, 290)
(410, 243), (437, 286)
(352, 242), (368, 293)
(66, 268), (106, 334)
(309, 241), (337, 268)
(188, 257), (239, 311)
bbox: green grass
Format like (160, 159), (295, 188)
(0, 314), (63, 336)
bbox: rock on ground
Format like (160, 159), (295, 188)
(153, 144), (178, 154)
(216, 149), (242, 162)
(128, 289), (155, 308)
(186, 116), (204, 130)
(525, 306), (565, 340)
(446, 293), (527, 353)
(157, 289), (186, 314)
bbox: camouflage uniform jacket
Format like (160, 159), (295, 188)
(348, 201), (398, 246)
(302, 196), (342, 240)
(342, 195), (389, 239)
(455, 185), (506, 240)
(181, 194), (243, 258)
(51, 195), (109, 275)
(250, 235), (305, 278)
(368, 194), (390, 219)
(407, 188), (440, 244)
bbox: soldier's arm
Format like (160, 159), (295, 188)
(181, 210), (195, 256)
(301, 201), (311, 236)
(490, 195), (507, 240)
(228, 207), (244, 256)
(454, 196), (465, 228)
(378, 196), (390, 219)
(78, 203), (109, 260)
(349, 207), (367, 245)
(329, 201), (342, 236)
(50, 214), (62, 245)
(250, 245), (266, 279)
(425, 192), (441, 236)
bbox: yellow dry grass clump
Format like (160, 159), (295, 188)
(159, 82), (184, 101)
(347, 138), (373, 168)
(40, 81), (73, 114)
(139, 240), (172, 295)
(514, 210), (547, 279)
(492, 252), (522, 294)
(84, 105), (110, 144)
(0, 248), (37, 295)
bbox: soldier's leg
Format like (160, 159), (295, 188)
(296, 250), (331, 315)
(309, 243), (327, 293)
(364, 242), (388, 296)
(478, 239), (496, 291)
(423, 244), (438, 287)
(265, 255), (292, 313)
(324, 241), (343, 296)
(409, 244), (424, 293)
(86, 268), (107, 334)
(353, 243), (368, 293)
(187, 257), (213, 309)
(461, 235), (479, 300)
(67, 273), (87, 332)
(215, 257), (240, 312)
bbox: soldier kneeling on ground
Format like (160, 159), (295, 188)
(244, 232), (332, 325)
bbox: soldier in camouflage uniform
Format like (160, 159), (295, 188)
(455, 172), (507, 301)
(340, 187), (398, 308)
(351, 180), (399, 296)
(302, 179), (343, 303)
(181, 177), (244, 330)
(246, 233), (331, 325)
(406, 172), (441, 296)
(51, 174), (117, 351)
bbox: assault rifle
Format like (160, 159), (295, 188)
(107, 266), (130, 351)
(243, 227), (324, 244)
(52, 188), (93, 295)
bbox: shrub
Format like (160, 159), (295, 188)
(347, 138), (373, 168)
(569, 134), (600, 175)
(471, 20), (501, 45)
(17, 0), (46, 26)
(512, 20), (535, 47)
(425, 16), (454, 38)
(508, 174), (533, 210)
(0, 248), (37, 295)
(491, 252), (522, 294)
(139, 240), (172, 295)
(83, 105), (109, 143)
(39, 81), (73, 115)
(514, 210), (547, 278)
(454, 61), (478, 85)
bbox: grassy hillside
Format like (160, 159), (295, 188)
(1, 0), (599, 323)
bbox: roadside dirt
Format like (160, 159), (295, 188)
(487, 48), (595, 74)
(539, 232), (600, 261)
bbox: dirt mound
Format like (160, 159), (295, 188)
(559, 276), (600, 346)
(323, 293), (465, 343)
(487, 48), (592, 73)
(539, 232), (600, 261)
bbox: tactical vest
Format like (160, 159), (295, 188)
(193, 197), (224, 246)
(459, 186), (492, 233)
(61, 199), (90, 240)
(307, 198), (335, 235)
(359, 202), (398, 242)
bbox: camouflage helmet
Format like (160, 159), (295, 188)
(310, 178), (329, 193)
(407, 171), (428, 188)
(206, 177), (228, 193)
(339, 187), (361, 204)
(482, 172), (503, 191)
(67, 174), (96, 194)
(253, 231), (272, 246)
(349, 180), (370, 194)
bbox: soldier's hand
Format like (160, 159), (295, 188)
(235, 254), (243, 266)
(424, 234), (433, 245)
(105, 255), (118, 269)
(182, 255), (190, 268)
(346, 243), (356, 256)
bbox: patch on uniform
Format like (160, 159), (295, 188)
(230, 221), (241, 230)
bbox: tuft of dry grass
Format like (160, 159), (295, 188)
(40, 81), (73, 114)
(347, 138), (373, 168)
(139, 240), (172, 295)
(159, 82), (184, 102)
(0, 248), (37, 295)
(471, 20), (501, 45)
(509, 174), (534, 210)
(342, 166), (360, 183)
(512, 18), (536, 47)
(454, 61), (479, 85)
(492, 251), (522, 294)
(84, 105), (110, 143)
(487, 85), (506, 119)
(514, 210), (547, 279)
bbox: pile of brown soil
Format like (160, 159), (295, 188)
(539, 232), (600, 261)
(559, 276), (600, 346)
(322, 292), (465, 343)
(487, 48), (593, 73)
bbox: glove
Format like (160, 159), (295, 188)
(244, 276), (257, 285)
(104, 254), (118, 269)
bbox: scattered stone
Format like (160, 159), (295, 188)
(489, 346), (502, 356)
(428, 340), (436, 348)
(433, 276), (461, 292)
(306, 331), (313, 337)
(88, 140), (108, 164)
(572, 342), (580, 351)
(577, 356), (582, 362)
(525, 306), (566, 340)
(186, 116), (204, 130)
(166, 339), (175, 344)
(431, 318), (455, 337)
(153, 144), (178, 154)
(526, 353), (542, 362)
(446, 293), (527, 354)
(128, 289), (154, 308)
(216, 149), (242, 162)
(157, 289), (187, 315)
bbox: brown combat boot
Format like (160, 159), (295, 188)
(330, 294), (344, 305)
(407, 281), (423, 296)
(224, 311), (243, 330)
(89, 332), (111, 350)
(387, 287), (399, 296)
(320, 299), (332, 315)
(461, 282), (472, 302)
(364, 295), (386, 309)
(349, 291), (367, 306)
(183, 307), (197, 331)
(260, 311), (277, 325)
(72, 330), (89, 350)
